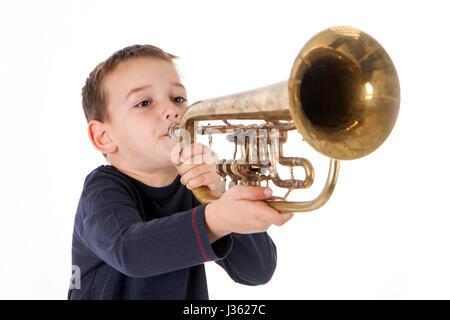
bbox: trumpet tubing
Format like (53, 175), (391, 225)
(169, 26), (400, 213)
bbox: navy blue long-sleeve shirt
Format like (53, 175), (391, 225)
(68, 165), (277, 299)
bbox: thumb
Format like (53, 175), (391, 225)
(228, 185), (273, 201)
(169, 143), (183, 165)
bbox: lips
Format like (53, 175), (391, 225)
(161, 124), (173, 137)
(161, 122), (179, 138)
(160, 133), (170, 140)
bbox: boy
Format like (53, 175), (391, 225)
(68, 44), (293, 300)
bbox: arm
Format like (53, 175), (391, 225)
(174, 143), (289, 285)
(77, 174), (232, 278)
(215, 232), (277, 286)
(201, 187), (288, 286)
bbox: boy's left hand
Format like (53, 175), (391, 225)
(171, 143), (225, 197)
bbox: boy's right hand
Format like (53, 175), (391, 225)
(204, 185), (294, 243)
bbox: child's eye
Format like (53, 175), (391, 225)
(136, 100), (151, 108)
(173, 96), (187, 104)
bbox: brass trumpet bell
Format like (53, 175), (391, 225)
(289, 26), (400, 160)
(169, 26), (400, 212)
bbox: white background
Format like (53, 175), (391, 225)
(0, 0), (449, 299)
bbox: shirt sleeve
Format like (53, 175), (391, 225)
(214, 232), (277, 286)
(77, 173), (233, 278)
(192, 195), (277, 285)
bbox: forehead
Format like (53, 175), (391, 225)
(103, 57), (181, 103)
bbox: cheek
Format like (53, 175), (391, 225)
(135, 122), (158, 144)
(121, 115), (158, 147)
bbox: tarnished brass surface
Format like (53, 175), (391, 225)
(266, 159), (339, 212)
(169, 26), (400, 213)
(289, 26), (400, 160)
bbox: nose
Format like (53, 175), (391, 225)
(161, 101), (180, 121)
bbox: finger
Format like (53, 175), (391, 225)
(185, 171), (221, 190)
(171, 143), (212, 167)
(228, 185), (273, 201)
(177, 154), (206, 174)
(202, 149), (218, 165)
(181, 143), (206, 160)
(274, 212), (294, 226)
(280, 212), (294, 224)
(180, 163), (213, 185)
(169, 143), (183, 165)
(182, 151), (217, 165)
(260, 208), (294, 227)
(183, 144), (217, 165)
(177, 153), (218, 175)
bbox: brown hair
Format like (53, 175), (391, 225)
(81, 44), (178, 158)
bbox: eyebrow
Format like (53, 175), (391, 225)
(125, 82), (186, 102)
(172, 82), (186, 90)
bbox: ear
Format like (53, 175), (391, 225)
(87, 120), (118, 155)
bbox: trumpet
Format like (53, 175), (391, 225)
(169, 26), (400, 213)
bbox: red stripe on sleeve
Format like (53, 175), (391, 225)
(192, 206), (211, 262)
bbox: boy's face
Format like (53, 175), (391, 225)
(102, 57), (187, 172)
